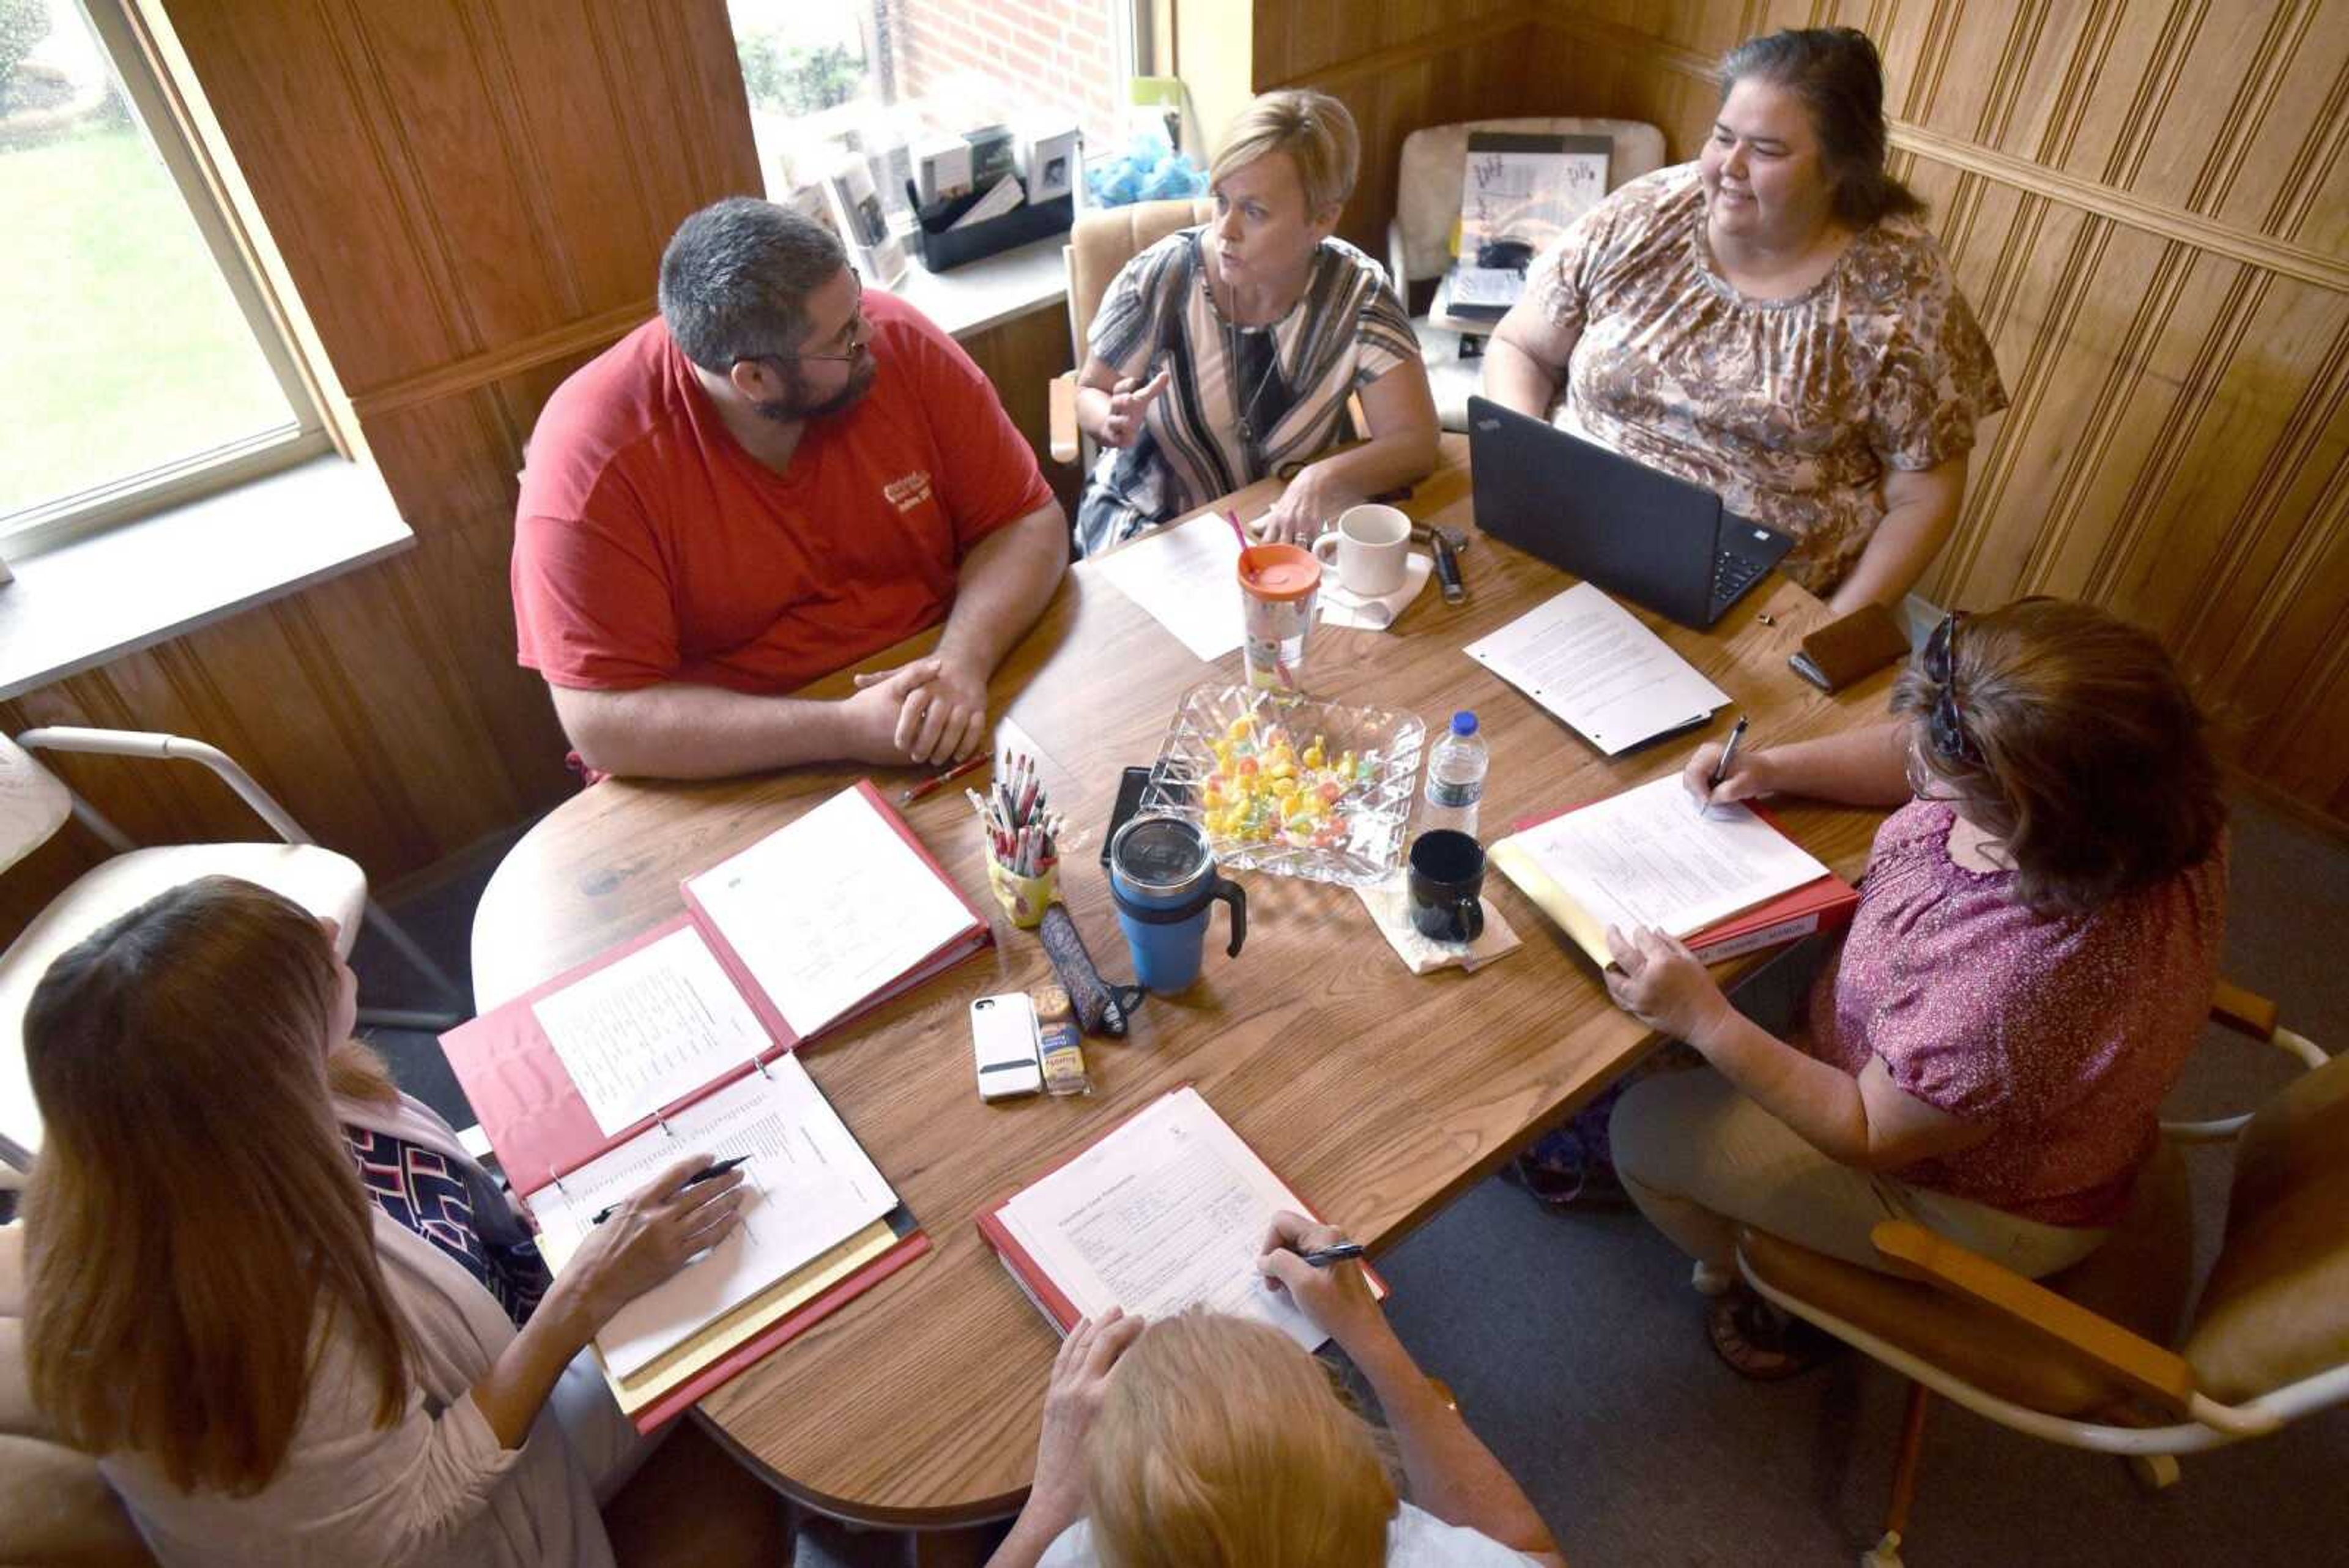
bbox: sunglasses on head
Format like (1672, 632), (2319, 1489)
(1921, 610), (1980, 764)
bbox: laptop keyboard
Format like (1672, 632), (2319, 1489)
(1712, 549), (1767, 608)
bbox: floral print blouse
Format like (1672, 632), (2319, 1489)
(1524, 163), (2008, 596)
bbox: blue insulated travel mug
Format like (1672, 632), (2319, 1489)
(1107, 816), (1247, 993)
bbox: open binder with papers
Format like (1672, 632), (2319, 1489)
(440, 779), (987, 1426)
(978, 1087), (1386, 1351)
(1491, 774), (1858, 968)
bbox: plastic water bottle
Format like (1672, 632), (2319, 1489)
(1423, 712), (1489, 837)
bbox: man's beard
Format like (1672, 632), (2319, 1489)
(753, 355), (878, 423)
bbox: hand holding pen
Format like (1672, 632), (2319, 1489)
(1704, 716), (1748, 817)
(591, 1154), (749, 1225)
(1687, 717), (1768, 815)
(1255, 1210), (1387, 1354)
(554, 1155), (749, 1325)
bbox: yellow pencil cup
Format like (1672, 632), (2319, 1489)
(987, 855), (1058, 929)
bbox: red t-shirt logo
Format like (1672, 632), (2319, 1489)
(883, 470), (934, 513)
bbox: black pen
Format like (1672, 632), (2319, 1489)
(1299, 1242), (1365, 1268)
(1707, 716), (1750, 814)
(590, 1154), (749, 1225)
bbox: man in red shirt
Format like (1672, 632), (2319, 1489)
(512, 198), (1068, 780)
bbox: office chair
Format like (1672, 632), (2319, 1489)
(1736, 982), (2342, 1567)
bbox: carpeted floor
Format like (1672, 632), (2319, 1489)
(358, 786), (2349, 1567)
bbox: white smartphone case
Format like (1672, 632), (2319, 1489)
(972, 994), (1043, 1100)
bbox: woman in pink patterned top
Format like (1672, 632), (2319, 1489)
(1482, 27), (2007, 612)
(1603, 598), (2226, 1377)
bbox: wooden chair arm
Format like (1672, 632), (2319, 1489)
(1048, 373), (1080, 466)
(2210, 978), (2278, 1041)
(1868, 1220), (2197, 1415)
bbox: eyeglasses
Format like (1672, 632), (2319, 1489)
(1920, 610), (1979, 764)
(1903, 735), (1961, 802)
(743, 307), (872, 369)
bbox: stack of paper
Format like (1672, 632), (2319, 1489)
(1464, 582), (1727, 754)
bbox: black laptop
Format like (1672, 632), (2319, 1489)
(1466, 395), (1794, 629)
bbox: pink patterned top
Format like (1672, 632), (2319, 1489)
(1806, 800), (2226, 1227)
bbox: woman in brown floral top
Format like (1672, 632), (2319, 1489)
(1483, 28), (2007, 611)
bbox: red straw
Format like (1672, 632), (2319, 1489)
(1223, 508), (1250, 548)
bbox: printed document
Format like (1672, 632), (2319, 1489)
(686, 786), (974, 1038)
(1464, 583), (1727, 754)
(996, 1088), (1329, 1350)
(1094, 510), (1246, 662)
(1508, 773), (1829, 941)
(532, 926), (770, 1136)
(533, 1058), (896, 1378)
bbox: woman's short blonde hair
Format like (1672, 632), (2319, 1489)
(1211, 89), (1360, 219)
(1087, 1311), (1397, 1568)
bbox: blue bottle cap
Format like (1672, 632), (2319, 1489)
(1450, 711), (1478, 735)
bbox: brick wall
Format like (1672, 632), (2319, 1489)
(885, 0), (1122, 155)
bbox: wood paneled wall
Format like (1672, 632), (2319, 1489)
(1252, 0), (1549, 255)
(1, 0), (1075, 941)
(1258, 0), (2349, 828)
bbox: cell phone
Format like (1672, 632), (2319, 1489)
(1099, 765), (1154, 867)
(971, 993), (1043, 1101)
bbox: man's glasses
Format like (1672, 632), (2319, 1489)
(1920, 610), (1978, 764)
(744, 308), (872, 369)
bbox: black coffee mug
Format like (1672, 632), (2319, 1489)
(1408, 829), (1485, 944)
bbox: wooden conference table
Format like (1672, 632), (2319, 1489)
(469, 434), (1896, 1526)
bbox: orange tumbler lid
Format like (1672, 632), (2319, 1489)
(1237, 543), (1322, 601)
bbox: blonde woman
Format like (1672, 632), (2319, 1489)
(1075, 89), (1439, 554)
(17, 876), (745, 1566)
(986, 1213), (1567, 1567)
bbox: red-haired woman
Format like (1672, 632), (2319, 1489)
(1605, 599), (2226, 1375)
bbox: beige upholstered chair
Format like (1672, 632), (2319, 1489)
(1046, 196), (1217, 467)
(1, 1221), (160, 1566)
(1386, 117), (1668, 431)
(1738, 982), (2344, 1568)
(0, 727), (463, 1174)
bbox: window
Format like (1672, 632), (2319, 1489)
(729, 0), (1134, 212)
(0, 0), (327, 555)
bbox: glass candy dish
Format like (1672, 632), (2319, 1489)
(1140, 682), (1428, 886)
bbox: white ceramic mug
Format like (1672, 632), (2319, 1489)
(1312, 504), (1411, 598)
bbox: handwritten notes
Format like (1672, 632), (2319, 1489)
(532, 927), (771, 1136)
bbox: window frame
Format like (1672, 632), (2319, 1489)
(1, 0), (336, 559)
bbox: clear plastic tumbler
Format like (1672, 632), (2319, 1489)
(1237, 542), (1321, 690)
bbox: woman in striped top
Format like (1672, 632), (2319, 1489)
(1074, 91), (1439, 556)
